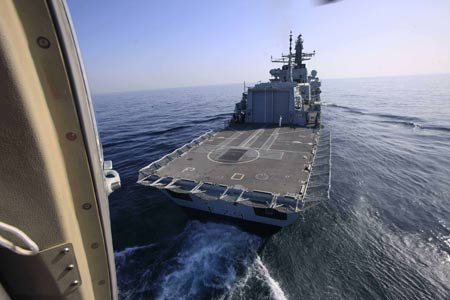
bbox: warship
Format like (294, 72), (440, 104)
(138, 32), (331, 230)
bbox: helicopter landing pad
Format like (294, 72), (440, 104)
(156, 124), (318, 195)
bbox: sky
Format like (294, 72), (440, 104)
(67, 0), (450, 93)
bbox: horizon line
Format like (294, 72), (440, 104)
(92, 71), (450, 96)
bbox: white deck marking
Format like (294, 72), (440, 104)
(239, 129), (265, 148)
(231, 173), (245, 180)
(261, 128), (280, 150)
(256, 147), (308, 154)
(207, 149), (261, 164)
(216, 131), (243, 148)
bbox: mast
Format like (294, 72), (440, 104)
(270, 32), (315, 82)
(288, 31), (293, 82)
(295, 34), (303, 66)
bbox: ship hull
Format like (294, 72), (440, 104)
(162, 189), (300, 230)
(180, 207), (282, 235)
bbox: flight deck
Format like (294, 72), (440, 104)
(153, 124), (318, 196)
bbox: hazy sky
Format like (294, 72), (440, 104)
(68, 0), (450, 93)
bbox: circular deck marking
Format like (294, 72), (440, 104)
(255, 173), (269, 180)
(207, 147), (260, 164)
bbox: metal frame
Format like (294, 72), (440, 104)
(46, 1), (120, 298)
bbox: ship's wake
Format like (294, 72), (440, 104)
(225, 255), (288, 300)
(324, 102), (450, 133)
(115, 220), (288, 300)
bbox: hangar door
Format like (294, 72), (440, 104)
(250, 90), (290, 124)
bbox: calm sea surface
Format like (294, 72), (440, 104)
(93, 74), (450, 300)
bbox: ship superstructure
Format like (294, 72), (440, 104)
(234, 33), (322, 127)
(138, 33), (331, 230)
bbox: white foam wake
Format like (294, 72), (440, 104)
(115, 243), (156, 263)
(155, 221), (261, 300)
(254, 256), (288, 300)
(227, 255), (288, 300)
(113, 222), (288, 300)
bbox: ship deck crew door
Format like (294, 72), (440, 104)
(273, 90), (290, 124)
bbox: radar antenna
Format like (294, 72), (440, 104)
(271, 31), (296, 82)
(295, 34), (303, 66)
